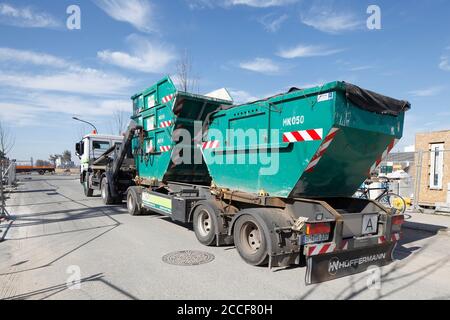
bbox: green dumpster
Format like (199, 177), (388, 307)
(201, 81), (410, 198)
(131, 77), (233, 185)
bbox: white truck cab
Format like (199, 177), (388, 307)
(76, 133), (124, 196)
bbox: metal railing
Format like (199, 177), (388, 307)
(1, 160), (16, 221)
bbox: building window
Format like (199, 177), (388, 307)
(430, 143), (444, 190)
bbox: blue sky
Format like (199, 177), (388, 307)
(0, 0), (449, 162)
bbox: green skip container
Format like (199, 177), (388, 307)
(131, 77), (233, 185)
(201, 81), (410, 198)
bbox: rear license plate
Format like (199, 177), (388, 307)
(305, 243), (395, 285)
(362, 214), (379, 235)
(300, 233), (329, 245)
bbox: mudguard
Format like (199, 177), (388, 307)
(305, 242), (396, 285)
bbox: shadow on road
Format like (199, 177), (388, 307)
(11, 189), (57, 194)
(8, 206), (126, 229)
(3, 273), (139, 300)
(0, 178), (126, 278)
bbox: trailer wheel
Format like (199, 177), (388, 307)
(193, 205), (217, 246)
(83, 180), (94, 197)
(233, 215), (269, 266)
(101, 178), (115, 205)
(127, 188), (143, 216)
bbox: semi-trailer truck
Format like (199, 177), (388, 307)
(77, 77), (410, 284)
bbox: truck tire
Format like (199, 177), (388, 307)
(193, 204), (217, 246)
(127, 187), (143, 216)
(233, 214), (269, 266)
(101, 178), (115, 205)
(83, 180), (94, 197)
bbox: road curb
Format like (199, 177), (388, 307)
(403, 221), (449, 235)
(438, 229), (450, 236)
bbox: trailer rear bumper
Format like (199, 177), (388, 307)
(304, 233), (400, 285)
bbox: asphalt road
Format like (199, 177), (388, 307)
(1, 175), (449, 300)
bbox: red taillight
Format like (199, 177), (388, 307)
(392, 215), (405, 225)
(306, 223), (331, 235)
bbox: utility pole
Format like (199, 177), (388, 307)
(414, 150), (423, 211)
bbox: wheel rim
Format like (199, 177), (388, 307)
(379, 194), (405, 214)
(127, 194), (134, 212)
(390, 196), (405, 213)
(197, 209), (212, 237)
(239, 221), (262, 255)
(101, 183), (106, 199)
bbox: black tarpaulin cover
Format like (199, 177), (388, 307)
(344, 82), (411, 117)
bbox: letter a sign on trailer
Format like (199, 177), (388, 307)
(362, 214), (379, 235)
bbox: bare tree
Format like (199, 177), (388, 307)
(62, 150), (72, 163)
(49, 155), (59, 166)
(0, 120), (15, 159)
(175, 49), (199, 93)
(110, 110), (128, 135)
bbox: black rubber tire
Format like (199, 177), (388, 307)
(83, 180), (94, 197)
(127, 188), (142, 216)
(193, 205), (217, 246)
(101, 178), (115, 205)
(233, 215), (269, 266)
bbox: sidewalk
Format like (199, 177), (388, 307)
(404, 210), (450, 234)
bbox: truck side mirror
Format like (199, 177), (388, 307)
(75, 142), (84, 158)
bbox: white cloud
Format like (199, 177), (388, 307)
(29, 93), (130, 116)
(349, 65), (375, 72)
(0, 47), (133, 96)
(0, 47), (74, 69)
(239, 58), (280, 74)
(300, 3), (362, 34)
(439, 56), (450, 71)
(0, 94), (130, 128)
(259, 13), (288, 33)
(187, 0), (297, 9)
(0, 102), (40, 126)
(226, 0), (297, 7)
(185, 0), (214, 9)
(277, 44), (344, 59)
(0, 70), (132, 96)
(229, 90), (260, 104)
(94, 0), (156, 33)
(98, 35), (176, 74)
(0, 3), (59, 28)
(408, 86), (445, 97)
